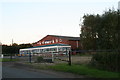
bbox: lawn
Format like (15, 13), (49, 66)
(47, 64), (120, 78)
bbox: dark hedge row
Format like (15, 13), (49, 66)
(90, 52), (120, 72)
(36, 56), (44, 63)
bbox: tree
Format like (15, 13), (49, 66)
(80, 9), (120, 51)
(2, 43), (32, 55)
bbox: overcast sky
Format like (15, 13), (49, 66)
(0, 0), (119, 45)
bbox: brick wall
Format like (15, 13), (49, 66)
(68, 40), (80, 50)
(33, 35), (69, 46)
(33, 35), (80, 50)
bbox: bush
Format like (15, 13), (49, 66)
(36, 56), (44, 63)
(90, 52), (120, 72)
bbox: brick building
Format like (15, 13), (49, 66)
(19, 35), (80, 55)
(33, 35), (80, 50)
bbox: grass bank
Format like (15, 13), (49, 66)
(26, 62), (119, 78)
(0, 58), (18, 62)
(47, 64), (119, 78)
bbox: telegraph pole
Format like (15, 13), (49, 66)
(10, 39), (13, 59)
(118, 5), (120, 51)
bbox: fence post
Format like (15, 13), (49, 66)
(52, 52), (54, 62)
(29, 52), (32, 63)
(10, 53), (12, 60)
(68, 51), (71, 66)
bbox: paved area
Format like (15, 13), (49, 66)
(2, 66), (59, 78)
(1, 55), (91, 79)
(2, 62), (85, 78)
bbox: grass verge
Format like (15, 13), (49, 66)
(24, 62), (120, 78)
(0, 58), (18, 62)
(47, 64), (120, 78)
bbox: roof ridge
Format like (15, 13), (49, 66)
(48, 35), (79, 38)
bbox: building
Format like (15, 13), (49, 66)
(33, 35), (80, 50)
(19, 35), (80, 55)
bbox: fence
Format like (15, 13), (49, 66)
(16, 51), (72, 64)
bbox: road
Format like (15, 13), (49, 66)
(2, 66), (60, 78)
(2, 64), (71, 78)
(2, 62), (84, 78)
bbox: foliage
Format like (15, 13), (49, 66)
(80, 9), (120, 50)
(2, 43), (32, 55)
(36, 56), (44, 63)
(90, 52), (120, 72)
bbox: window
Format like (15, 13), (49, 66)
(52, 40), (54, 43)
(58, 47), (62, 51)
(56, 39), (58, 42)
(45, 40), (51, 44)
(39, 42), (41, 45)
(59, 39), (62, 42)
(42, 41), (44, 44)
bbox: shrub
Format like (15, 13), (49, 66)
(90, 52), (120, 72)
(36, 56), (44, 63)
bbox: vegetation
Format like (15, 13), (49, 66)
(47, 64), (119, 78)
(36, 56), (44, 63)
(2, 43), (32, 55)
(80, 9), (120, 51)
(80, 9), (120, 72)
(23, 62), (119, 78)
(75, 53), (92, 56)
(90, 52), (120, 72)
(0, 58), (18, 62)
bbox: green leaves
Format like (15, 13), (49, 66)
(2, 43), (32, 55)
(80, 9), (120, 50)
(91, 52), (120, 72)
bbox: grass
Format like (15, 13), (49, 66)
(0, 58), (18, 62)
(20, 55), (120, 78)
(25, 62), (120, 78)
(47, 63), (120, 78)
(24, 62), (120, 78)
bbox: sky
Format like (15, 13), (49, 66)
(0, 0), (119, 45)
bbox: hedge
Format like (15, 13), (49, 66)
(36, 56), (44, 63)
(90, 52), (120, 72)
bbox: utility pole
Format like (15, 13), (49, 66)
(118, 7), (120, 51)
(10, 39), (13, 60)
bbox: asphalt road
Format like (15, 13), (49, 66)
(2, 66), (63, 78)
(2, 63), (84, 79)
